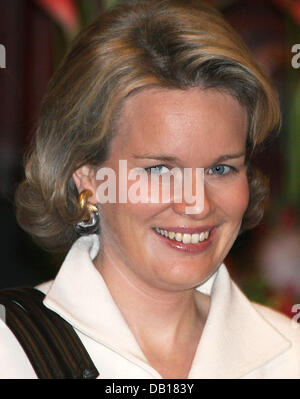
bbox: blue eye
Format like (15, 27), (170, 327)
(145, 165), (170, 175)
(208, 165), (236, 176)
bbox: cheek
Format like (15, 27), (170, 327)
(208, 173), (250, 219)
(228, 174), (250, 219)
(98, 173), (167, 228)
(99, 201), (159, 238)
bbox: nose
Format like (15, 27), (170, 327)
(171, 179), (215, 219)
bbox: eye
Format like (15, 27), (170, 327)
(144, 165), (170, 175)
(207, 164), (236, 176)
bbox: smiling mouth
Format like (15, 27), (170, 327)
(154, 227), (211, 244)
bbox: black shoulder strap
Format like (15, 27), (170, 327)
(0, 287), (99, 379)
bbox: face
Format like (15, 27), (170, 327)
(86, 88), (249, 292)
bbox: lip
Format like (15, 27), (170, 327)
(153, 226), (218, 254)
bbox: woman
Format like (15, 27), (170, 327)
(1, 0), (299, 379)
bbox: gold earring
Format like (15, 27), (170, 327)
(78, 190), (98, 220)
(75, 189), (100, 235)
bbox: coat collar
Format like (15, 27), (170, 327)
(189, 265), (291, 378)
(43, 234), (156, 374)
(43, 234), (291, 379)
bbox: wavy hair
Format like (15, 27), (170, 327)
(15, 0), (281, 252)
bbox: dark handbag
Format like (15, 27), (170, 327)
(0, 287), (99, 379)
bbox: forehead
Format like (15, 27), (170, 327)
(112, 87), (248, 161)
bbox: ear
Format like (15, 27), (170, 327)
(72, 165), (98, 204)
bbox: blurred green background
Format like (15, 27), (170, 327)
(0, 0), (299, 317)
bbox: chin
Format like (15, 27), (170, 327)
(151, 259), (217, 291)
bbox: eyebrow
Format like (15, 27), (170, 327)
(134, 153), (178, 162)
(133, 152), (246, 165)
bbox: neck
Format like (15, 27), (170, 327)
(94, 245), (209, 349)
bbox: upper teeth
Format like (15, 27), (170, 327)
(155, 228), (210, 243)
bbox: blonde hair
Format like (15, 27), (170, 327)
(15, 0), (281, 252)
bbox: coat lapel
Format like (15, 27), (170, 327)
(189, 265), (291, 378)
(43, 234), (157, 372)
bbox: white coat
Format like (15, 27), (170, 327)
(0, 234), (299, 379)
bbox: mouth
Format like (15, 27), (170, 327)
(152, 225), (217, 253)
